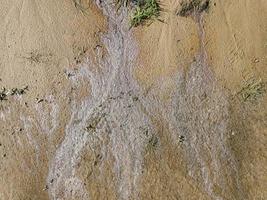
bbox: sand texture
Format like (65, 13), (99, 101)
(0, 0), (266, 199)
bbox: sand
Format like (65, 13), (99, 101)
(0, 0), (266, 199)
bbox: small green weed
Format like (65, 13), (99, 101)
(130, 0), (160, 27)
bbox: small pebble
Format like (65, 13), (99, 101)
(253, 58), (259, 63)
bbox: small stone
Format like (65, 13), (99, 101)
(37, 99), (44, 103)
(133, 96), (139, 101)
(43, 185), (49, 191)
(253, 58), (259, 63)
(179, 135), (185, 143)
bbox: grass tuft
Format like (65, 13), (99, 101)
(238, 78), (265, 102)
(130, 0), (160, 27)
(177, 0), (209, 17)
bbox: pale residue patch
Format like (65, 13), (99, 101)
(34, 95), (59, 137)
(162, 14), (244, 200)
(47, 1), (155, 199)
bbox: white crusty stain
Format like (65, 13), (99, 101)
(163, 13), (244, 200)
(47, 1), (155, 200)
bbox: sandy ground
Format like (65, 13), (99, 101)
(0, 0), (266, 199)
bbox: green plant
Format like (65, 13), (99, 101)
(130, 0), (160, 27)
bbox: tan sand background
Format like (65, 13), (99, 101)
(0, 0), (266, 199)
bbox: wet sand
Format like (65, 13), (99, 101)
(0, 0), (266, 199)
